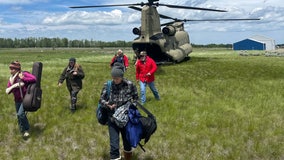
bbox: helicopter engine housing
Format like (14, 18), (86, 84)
(162, 25), (176, 36)
(165, 29), (192, 62)
(167, 43), (192, 62)
(132, 27), (141, 35)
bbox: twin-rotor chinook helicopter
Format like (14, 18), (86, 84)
(70, 0), (260, 64)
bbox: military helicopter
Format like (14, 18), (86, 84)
(70, 0), (260, 64)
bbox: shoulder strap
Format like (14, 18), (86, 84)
(106, 80), (112, 98)
(138, 143), (146, 152)
(136, 101), (154, 117)
(17, 75), (24, 100)
(19, 81), (24, 100)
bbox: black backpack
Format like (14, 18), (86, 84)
(23, 62), (43, 112)
(96, 80), (112, 125)
(136, 102), (157, 152)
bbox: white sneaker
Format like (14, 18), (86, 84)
(110, 156), (121, 160)
(23, 131), (30, 137)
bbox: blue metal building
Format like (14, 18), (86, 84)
(233, 35), (276, 51)
(233, 38), (266, 50)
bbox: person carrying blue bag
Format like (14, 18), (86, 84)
(99, 62), (138, 160)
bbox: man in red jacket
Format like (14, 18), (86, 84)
(110, 49), (129, 71)
(136, 51), (160, 104)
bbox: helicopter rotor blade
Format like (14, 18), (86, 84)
(158, 3), (227, 12)
(70, 2), (227, 12)
(161, 21), (176, 26)
(161, 18), (260, 26)
(184, 18), (261, 21)
(159, 14), (176, 20)
(70, 3), (145, 9)
(129, 6), (176, 20)
(128, 6), (142, 11)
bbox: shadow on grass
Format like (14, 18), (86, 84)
(77, 102), (88, 110)
(156, 56), (220, 74)
(99, 152), (156, 160)
(190, 56), (220, 62)
(101, 152), (109, 160)
(30, 122), (46, 138)
(133, 152), (155, 160)
(58, 102), (88, 113)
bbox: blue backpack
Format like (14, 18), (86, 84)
(96, 80), (111, 125)
(126, 102), (157, 152)
(126, 104), (143, 147)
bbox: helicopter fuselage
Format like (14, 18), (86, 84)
(132, 5), (192, 63)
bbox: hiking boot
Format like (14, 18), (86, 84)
(123, 151), (132, 160)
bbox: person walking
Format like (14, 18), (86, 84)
(136, 51), (160, 104)
(99, 62), (138, 160)
(110, 49), (129, 71)
(58, 58), (85, 112)
(6, 61), (37, 138)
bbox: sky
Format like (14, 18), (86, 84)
(0, 0), (283, 45)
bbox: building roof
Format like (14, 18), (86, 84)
(249, 35), (274, 42)
(234, 38), (264, 44)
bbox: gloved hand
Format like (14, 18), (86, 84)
(6, 82), (24, 94)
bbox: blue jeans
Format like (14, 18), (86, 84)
(139, 80), (160, 104)
(15, 102), (30, 133)
(108, 119), (131, 159)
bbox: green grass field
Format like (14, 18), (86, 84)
(0, 48), (283, 160)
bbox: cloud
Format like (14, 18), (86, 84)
(42, 10), (125, 25)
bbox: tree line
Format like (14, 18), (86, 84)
(0, 37), (242, 48)
(0, 37), (132, 48)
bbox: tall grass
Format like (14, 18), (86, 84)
(0, 48), (283, 160)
